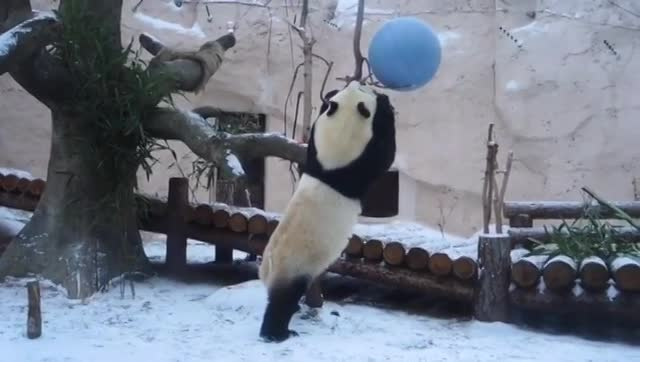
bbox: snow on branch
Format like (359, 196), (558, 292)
(144, 108), (306, 179)
(0, 12), (58, 75)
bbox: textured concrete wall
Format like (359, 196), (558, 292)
(0, 0), (639, 236)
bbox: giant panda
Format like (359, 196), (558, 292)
(258, 80), (396, 342)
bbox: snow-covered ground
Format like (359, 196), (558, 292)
(0, 238), (639, 361)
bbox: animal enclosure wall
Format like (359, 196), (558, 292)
(0, 0), (640, 237)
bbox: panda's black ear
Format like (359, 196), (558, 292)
(319, 89), (340, 115)
(357, 102), (371, 119)
(327, 101), (339, 116)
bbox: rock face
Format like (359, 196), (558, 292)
(0, 0), (640, 236)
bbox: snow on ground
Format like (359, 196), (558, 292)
(0, 207), (639, 361)
(0, 240), (640, 361)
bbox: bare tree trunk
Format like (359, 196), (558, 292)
(0, 110), (150, 299)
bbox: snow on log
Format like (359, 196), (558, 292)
(383, 241), (405, 266)
(579, 256), (610, 292)
(504, 201), (640, 219)
(542, 255), (578, 292)
(363, 239), (384, 262)
(428, 253), (452, 277)
(405, 247), (430, 271)
(609, 255), (640, 292)
(511, 254), (548, 289)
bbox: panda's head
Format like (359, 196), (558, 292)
(305, 81), (396, 199)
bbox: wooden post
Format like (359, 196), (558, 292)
(305, 276), (324, 308)
(166, 177), (189, 273)
(215, 244), (233, 264)
(475, 235), (511, 322)
(27, 281), (41, 339)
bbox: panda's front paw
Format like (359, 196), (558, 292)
(261, 329), (299, 343)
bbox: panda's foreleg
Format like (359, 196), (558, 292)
(259, 275), (310, 342)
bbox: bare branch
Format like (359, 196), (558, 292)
(351, 0), (365, 81)
(498, 151), (514, 211)
(0, 12), (59, 75)
(144, 108), (307, 176)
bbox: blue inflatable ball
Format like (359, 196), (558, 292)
(368, 17), (442, 91)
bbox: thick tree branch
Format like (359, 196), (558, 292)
(144, 108), (306, 179)
(145, 32), (236, 94)
(0, 0), (32, 31)
(0, 12), (59, 75)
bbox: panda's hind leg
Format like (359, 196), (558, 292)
(259, 275), (310, 342)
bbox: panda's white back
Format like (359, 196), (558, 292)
(259, 174), (361, 288)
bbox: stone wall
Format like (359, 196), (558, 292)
(0, 0), (640, 236)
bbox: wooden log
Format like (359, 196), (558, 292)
(344, 234), (363, 258)
(26, 179), (46, 197)
(266, 219), (279, 236)
(509, 286), (639, 322)
(0, 191), (38, 212)
(475, 235), (511, 322)
(16, 178), (31, 193)
(610, 256), (640, 292)
(453, 256), (478, 281)
(183, 205), (195, 223)
(193, 204), (214, 226)
(383, 242), (405, 266)
(248, 214), (268, 235)
(228, 212), (248, 233)
(213, 209), (230, 229)
(508, 227), (639, 243)
(304, 276), (324, 308)
(428, 253), (452, 277)
(405, 247), (430, 271)
(508, 214), (532, 228)
(542, 255), (577, 292)
(1, 174), (19, 192)
(26, 281), (41, 339)
(511, 254), (548, 289)
(579, 256), (610, 292)
(166, 178), (189, 271)
(363, 239), (384, 262)
(504, 201), (640, 219)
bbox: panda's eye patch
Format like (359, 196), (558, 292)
(357, 102), (371, 119)
(327, 101), (339, 116)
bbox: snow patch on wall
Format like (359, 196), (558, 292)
(134, 11), (206, 39)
